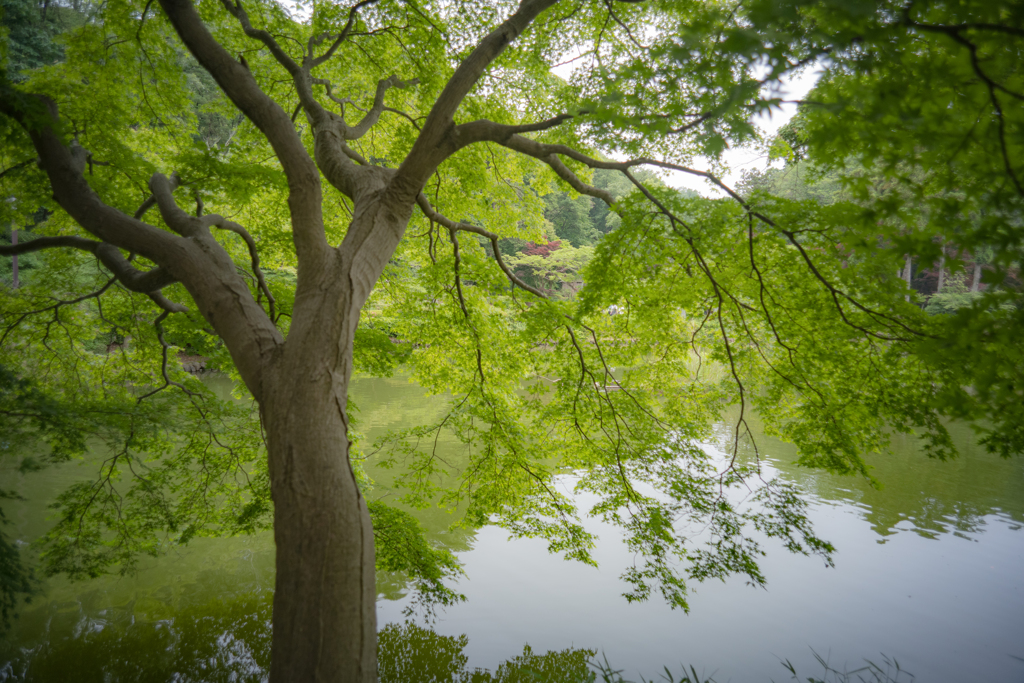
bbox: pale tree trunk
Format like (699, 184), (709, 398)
(936, 249), (945, 293)
(903, 254), (912, 301)
(257, 205), (405, 682)
(971, 261), (982, 292)
(262, 355), (377, 683)
(11, 228), (18, 288)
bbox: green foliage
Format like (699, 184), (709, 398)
(924, 273), (981, 315)
(369, 501), (465, 615)
(0, 0), (1021, 636)
(774, 1), (1024, 453)
(737, 162), (850, 207)
(543, 192), (598, 247)
(504, 242), (594, 298)
(0, 362), (126, 628)
(0, 488), (34, 632)
(0, 0), (71, 80)
(379, 622), (596, 683)
(0, 228), (41, 286)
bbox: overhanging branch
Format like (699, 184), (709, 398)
(392, 0), (562, 199)
(0, 158), (36, 181)
(415, 193), (547, 299)
(0, 87), (182, 261)
(0, 233), (182, 307)
(0, 235), (100, 256)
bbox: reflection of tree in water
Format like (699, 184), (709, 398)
(0, 592), (593, 683)
(2, 591), (273, 682)
(355, 374), (493, 607)
(379, 622), (593, 683)
(373, 515), (476, 603)
(715, 414), (1024, 540)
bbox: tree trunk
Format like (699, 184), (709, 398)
(971, 261), (982, 292)
(11, 228), (18, 288)
(903, 254), (912, 301)
(936, 244), (945, 293)
(262, 342), (377, 683)
(254, 197), (405, 682)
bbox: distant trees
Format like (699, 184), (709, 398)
(738, 160), (1022, 312)
(496, 167), (688, 296)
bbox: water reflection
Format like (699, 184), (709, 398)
(0, 588), (593, 683)
(378, 622), (593, 683)
(1, 374), (1022, 681)
(711, 412), (1024, 539)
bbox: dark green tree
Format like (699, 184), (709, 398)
(543, 191), (598, 247)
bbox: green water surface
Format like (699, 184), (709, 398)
(1, 374), (1022, 682)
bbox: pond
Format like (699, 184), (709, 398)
(1, 373), (1023, 682)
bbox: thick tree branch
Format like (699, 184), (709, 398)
(203, 214), (277, 321)
(542, 154), (614, 205)
(149, 172), (203, 237)
(93, 244), (178, 293)
(158, 0), (328, 264)
(461, 130), (615, 205)
(1, 77), (278, 400)
(147, 291), (189, 313)
(346, 75), (421, 140)
(0, 89), (181, 262)
(214, 0), (377, 201)
(303, 74), (419, 201)
(133, 194), (159, 220)
(457, 113), (579, 144)
(391, 0), (562, 199)
(490, 132), (749, 204)
(0, 235), (99, 256)
(0, 234), (182, 308)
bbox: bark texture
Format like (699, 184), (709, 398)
(1, 0), (583, 679)
(259, 195), (407, 680)
(263, 332), (377, 682)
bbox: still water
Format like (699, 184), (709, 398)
(1, 374), (1023, 682)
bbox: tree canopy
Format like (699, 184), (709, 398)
(1, 0), (1021, 679)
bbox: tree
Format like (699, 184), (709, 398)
(1, 0), (66, 79)
(543, 191), (598, 247)
(1, 0), (1021, 681)
(504, 239), (593, 297)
